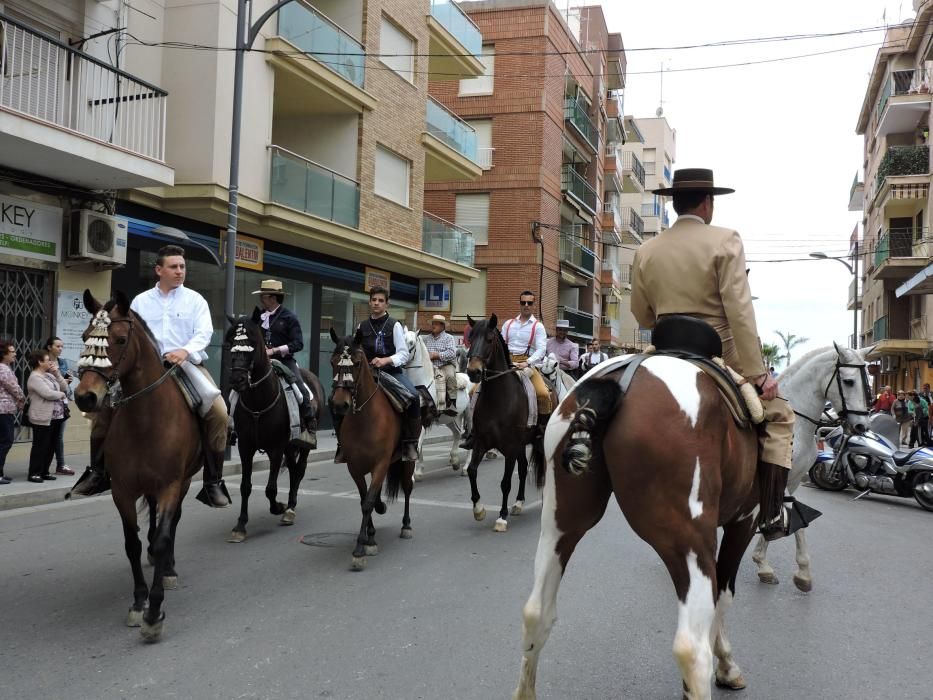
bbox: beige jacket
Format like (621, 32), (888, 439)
(631, 216), (767, 379)
(26, 371), (67, 426)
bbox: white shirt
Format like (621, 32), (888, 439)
(582, 351), (607, 367)
(503, 314), (547, 366)
(130, 284), (214, 364)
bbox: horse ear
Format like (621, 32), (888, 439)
(112, 290), (130, 316)
(329, 328), (339, 344)
(227, 314), (238, 327)
(467, 315), (475, 328)
(353, 328), (363, 346)
(83, 289), (101, 315)
(489, 313), (498, 329)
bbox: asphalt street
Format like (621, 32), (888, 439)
(1, 443), (931, 700)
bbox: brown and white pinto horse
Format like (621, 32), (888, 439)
(513, 344), (869, 699)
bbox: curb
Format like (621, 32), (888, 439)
(0, 434), (452, 513)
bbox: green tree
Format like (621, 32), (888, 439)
(775, 331), (808, 368)
(761, 342), (786, 369)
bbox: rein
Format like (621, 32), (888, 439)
(792, 357), (870, 427)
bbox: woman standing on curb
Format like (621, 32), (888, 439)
(0, 340), (25, 485)
(26, 349), (68, 484)
(45, 337), (74, 475)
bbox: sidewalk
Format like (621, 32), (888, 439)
(0, 428), (451, 512)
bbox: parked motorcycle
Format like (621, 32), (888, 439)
(809, 414), (933, 511)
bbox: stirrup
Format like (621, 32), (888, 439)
(196, 479), (231, 508)
(66, 465), (111, 499)
(290, 429), (317, 449)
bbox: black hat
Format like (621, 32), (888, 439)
(651, 168), (735, 196)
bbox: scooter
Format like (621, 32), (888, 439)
(809, 415), (933, 512)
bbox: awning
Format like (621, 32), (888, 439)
(896, 262), (933, 297)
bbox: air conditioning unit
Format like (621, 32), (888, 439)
(880, 355), (899, 373)
(69, 210), (128, 264)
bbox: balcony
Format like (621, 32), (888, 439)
(562, 165), (598, 216)
(621, 207), (644, 241)
(876, 69), (932, 137)
(267, 2), (376, 114)
(269, 145), (360, 228)
(872, 145), (930, 212)
(866, 311), (931, 358)
(422, 212), (475, 267)
(424, 96), (482, 181)
(0, 14), (173, 188)
(559, 231), (596, 279)
(564, 97), (598, 152)
(607, 33), (625, 90)
(606, 89), (624, 119)
(427, 0), (485, 78)
(872, 229), (930, 279)
(849, 172), (864, 211)
(558, 306), (596, 339)
(602, 199), (622, 232)
(848, 277), (861, 311)
(621, 151), (646, 191)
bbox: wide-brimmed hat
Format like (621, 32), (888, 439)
(555, 319), (573, 330)
(251, 279), (286, 295)
(651, 168), (735, 196)
(430, 315), (447, 327)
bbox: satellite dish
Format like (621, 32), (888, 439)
(656, 106), (664, 117)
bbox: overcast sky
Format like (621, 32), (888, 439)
(599, 0), (906, 367)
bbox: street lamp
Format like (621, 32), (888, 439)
(152, 225), (223, 269)
(810, 242), (859, 349)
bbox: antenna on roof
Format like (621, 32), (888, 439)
(657, 62), (666, 117)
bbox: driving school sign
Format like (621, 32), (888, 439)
(0, 194), (63, 263)
(419, 279), (451, 312)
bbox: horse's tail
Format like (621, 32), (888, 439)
(531, 425), (547, 489)
(385, 459), (405, 503)
(561, 378), (622, 476)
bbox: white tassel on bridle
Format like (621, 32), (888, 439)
(78, 310), (113, 369)
(336, 348), (354, 385)
(230, 324), (255, 354)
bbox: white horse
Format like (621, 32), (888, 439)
(403, 329), (473, 480)
(539, 353), (576, 405)
(751, 345), (872, 592)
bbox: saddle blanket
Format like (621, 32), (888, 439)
(229, 377), (302, 442)
(519, 370), (537, 428)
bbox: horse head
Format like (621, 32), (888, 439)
(329, 327), (367, 416)
(74, 289), (151, 412)
(826, 342), (871, 434)
(540, 352), (558, 379)
(225, 315), (266, 393)
(466, 313), (506, 383)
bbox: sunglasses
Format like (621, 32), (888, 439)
(520, 300), (535, 306)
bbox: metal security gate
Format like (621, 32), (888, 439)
(0, 265), (52, 441)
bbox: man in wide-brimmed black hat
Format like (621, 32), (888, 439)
(630, 168), (810, 541)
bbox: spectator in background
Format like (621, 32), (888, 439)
(580, 340), (608, 373)
(462, 324), (472, 350)
(545, 320), (579, 372)
(907, 390), (930, 448)
(872, 385), (895, 414)
(45, 337), (75, 475)
(891, 390), (912, 447)
(25, 349), (68, 484)
(0, 340), (25, 485)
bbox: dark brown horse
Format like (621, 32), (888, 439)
(329, 328), (414, 571)
(464, 315), (544, 532)
(73, 290), (204, 642)
(512, 346), (870, 699)
(224, 316), (324, 543)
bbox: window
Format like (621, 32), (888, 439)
(459, 45), (494, 96)
(380, 17), (414, 83)
(375, 146), (410, 206)
(455, 193), (490, 245)
(466, 118), (492, 168)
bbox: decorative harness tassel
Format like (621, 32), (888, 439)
(79, 310), (113, 369)
(563, 402), (598, 476)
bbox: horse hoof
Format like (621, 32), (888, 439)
(363, 544), (379, 556)
(162, 576), (178, 590)
(493, 518), (508, 533)
(460, 468), (468, 477)
(414, 470), (424, 482)
(126, 608), (144, 628)
(793, 575), (812, 593)
(350, 556), (367, 571)
(757, 572), (779, 585)
(715, 674), (747, 690)
(374, 501), (387, 515)
(270, 502), (285, 516)
(140, 614), (165, 643)
(280, 508), (296, 526)
(227, 530), (246, 543)
(400, 527), (413, 539)
(473, 506), (486, 522)
(511, 501), (524, 516)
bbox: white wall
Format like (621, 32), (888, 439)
(310, 0), (364, 43)
(271, 115), (359, 180)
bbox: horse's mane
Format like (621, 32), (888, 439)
(777, 345), (834, 384)
(470, 318), (512, 368)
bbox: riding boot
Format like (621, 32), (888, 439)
(290, 405), (317, 450)
(443, 396), (458, 416)
(333, 414), (346, 463)
(757, 461), (790, 541)
(402, 413), (422, 462)
(68, 434), (110, 499)
(195, 450), (232, 508)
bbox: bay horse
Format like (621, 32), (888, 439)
(751, 346), (871, 592)
(464, 315), (545, 533)
(73, 290), (205, 643)
(329, 328), (415, 571)
(224, 316), (324, 543)
(512, 343), (869, 699)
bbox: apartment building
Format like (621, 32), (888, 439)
(0, 0), (487, 445)
(425, 0), (625, 348)
(855, 0), (933, 390)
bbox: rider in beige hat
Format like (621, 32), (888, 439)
(423, 314), (458, 416)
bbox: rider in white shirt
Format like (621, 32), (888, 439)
(501, 290), (550, 415)
(70, 245), (232, 508)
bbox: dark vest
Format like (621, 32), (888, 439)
(359, 315), (397, 362)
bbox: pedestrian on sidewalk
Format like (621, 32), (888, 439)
(891, 390), (911, 447)
(0, 340), (25, 485)
(25, 349), (68, 484)
(907, 390), (930, 448)
(45, 337), (75, 475)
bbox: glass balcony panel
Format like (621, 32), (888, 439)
(277, 2), (365, 87)
(269, 146), (360, 228)
(429, 0), (482, 56)
(426, 97), (478, 161)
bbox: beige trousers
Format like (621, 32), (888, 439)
(512, 355), (551, 416)
(434, 364), (457, 406)
(193, 365), (229, 453)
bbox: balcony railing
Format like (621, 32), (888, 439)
(269, 146), (360, 228)
(563, 97), (598, 151)
(641, 201), (661, 218)
(607, 89), (624, 116)
(277, 2), (365, 87)
(620, 264), (632, 285)
(643, 160), (656, 176)
(874, 229), (915, 267)
(422, 212), (475, 267)
(848, 277), (861, 309)
(558, 306), (596, 338)
(559, 231), (596, 277)
(878, 68), (930, 116)
(429, 0), (482, 56)
(0, 14), (168, 161)
(476, 147), (494, 169)
(426, 96), (478, 162)
(875, 144), (929, 188)
(562, 165), (598, 214)
(603, 199), (622, 230)
(874, 315), (889, 342)
(621, 152), (645, 189)
(631, 328), (652, 350)
(621, 207), (644, 238)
